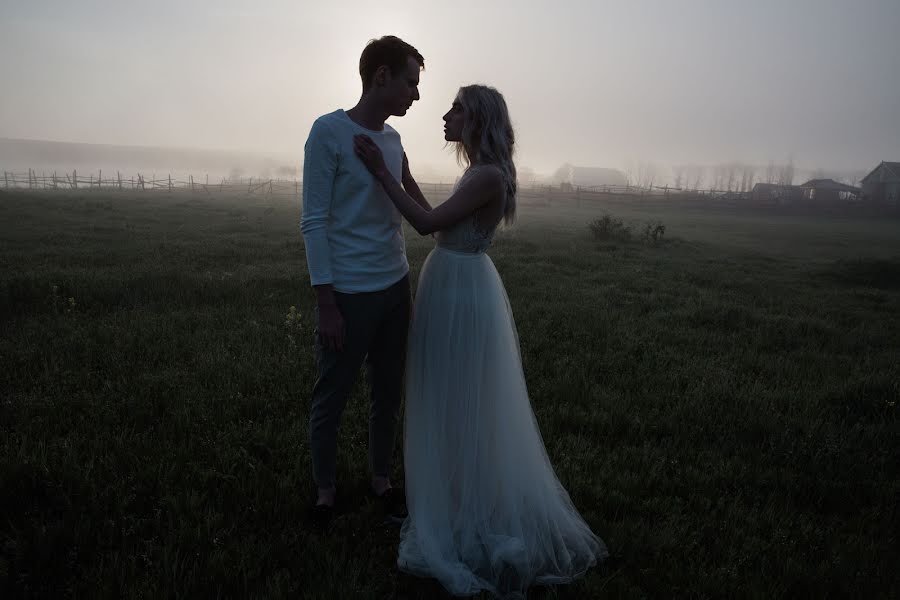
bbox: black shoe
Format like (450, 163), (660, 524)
(310, 502), (334, 530)
(374, 487), (408, 525)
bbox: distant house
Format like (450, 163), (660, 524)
(751, 182), (803, 204)
(860, 161), (900, 206)
(798, 178), (861, 203)
(554, 164), (627, 188)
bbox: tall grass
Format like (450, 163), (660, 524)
(1, 191), (898, 598)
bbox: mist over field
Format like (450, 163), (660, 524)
(0, 137), (299, 182)
(2, 1), (899, 184)
(2, 1), (899, 598)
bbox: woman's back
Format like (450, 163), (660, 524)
(434, 165), (505, 253)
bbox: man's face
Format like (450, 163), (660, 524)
(382, 55), (421, 117)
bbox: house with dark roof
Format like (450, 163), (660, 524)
(798, 178), (861, 203)
(860, 161), (900, 206)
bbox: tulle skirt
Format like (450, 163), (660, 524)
(398, 246), (607, 598)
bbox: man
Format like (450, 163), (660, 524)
(300, 36), (427, 526)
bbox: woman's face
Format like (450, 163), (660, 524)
(442, 99), (465, 142)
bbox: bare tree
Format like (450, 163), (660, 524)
(765, 160), (776, 184)
(725, 163), (737, 191)
(672, 165), (686, 189)
(625, 160), (660, 189)
(638, 162), (658, 188)
(742, 164), (756, 192)
(711, 164), (725, 190)
(777, 157), (795, 186)
(623, 161), (635, 187)
(691, 166), (705, 190)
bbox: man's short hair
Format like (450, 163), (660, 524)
(359, 36), (424, 92)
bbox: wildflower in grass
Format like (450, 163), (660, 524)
(284, 305), (303, 352)
(284, 305), (302, 332)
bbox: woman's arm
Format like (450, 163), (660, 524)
(354, 134), (502, 236)
(401, 153), (433, 212)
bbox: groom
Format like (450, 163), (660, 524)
(300, 36), (426, 525)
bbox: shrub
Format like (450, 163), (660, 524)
(589, 214), (633, 242)
(641, 221), (666, 245)
(589, 214), (667, 245)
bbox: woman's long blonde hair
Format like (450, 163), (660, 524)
(453, 84), (517, 224)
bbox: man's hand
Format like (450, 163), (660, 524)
(315, 285), (345, 352)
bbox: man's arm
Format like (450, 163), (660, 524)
(301, 120), (344, 351)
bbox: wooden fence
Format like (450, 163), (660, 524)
(2, 169), (301, 199)
(2, 168), (755, 204)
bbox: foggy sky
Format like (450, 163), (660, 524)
(1, 0), (898, 178)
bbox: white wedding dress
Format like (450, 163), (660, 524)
(398, 167), (607, 598)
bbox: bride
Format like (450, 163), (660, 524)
(353, 84), (607, 598)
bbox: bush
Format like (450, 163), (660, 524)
(589, 214), (633, 242)
(589, 214), (667, 245)
(641, 221), (666, 245)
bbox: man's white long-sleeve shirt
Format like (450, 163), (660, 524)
(300, 109), (409, 293)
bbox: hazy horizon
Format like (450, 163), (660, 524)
(2, 0), (899, 179)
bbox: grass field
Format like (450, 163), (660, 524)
(1, 188), (898, 599)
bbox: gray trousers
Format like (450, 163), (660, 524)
(309, 274), (411, 489)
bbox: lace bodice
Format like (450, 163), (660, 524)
(434, 166), (502, 253)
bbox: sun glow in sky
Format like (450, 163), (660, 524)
(1, 0), (898, 178)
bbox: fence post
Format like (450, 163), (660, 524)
(295, 179), (299, 200)
(190, 175), (194, 193)
(98, 169), (102, 190)
(169, 174), (172, 192)
(4, 171), (7, 190)
(118, 171), (122, 190)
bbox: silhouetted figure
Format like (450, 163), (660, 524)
(300, 35), (425, 526)
(354, 84), (607, 598)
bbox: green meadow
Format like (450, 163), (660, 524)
(1, 188), (898, 598)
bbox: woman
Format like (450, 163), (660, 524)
(353, 84), (607, 598)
